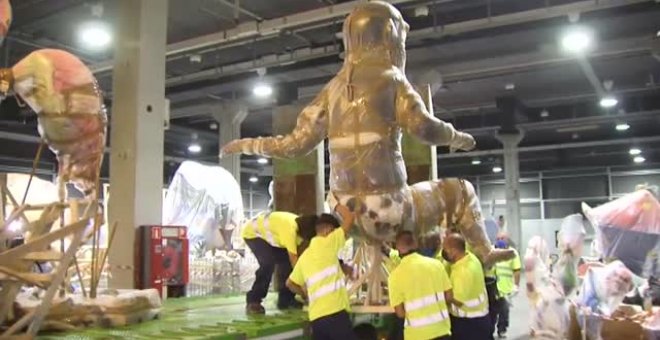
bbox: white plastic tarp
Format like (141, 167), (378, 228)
(163, 161), (244, 251)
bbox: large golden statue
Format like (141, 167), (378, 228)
(222, 1), (512, 266)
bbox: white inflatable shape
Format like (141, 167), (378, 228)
(163, 161), (244, 251)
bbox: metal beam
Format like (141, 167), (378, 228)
(215, 0), (263, 21)
(0, 131), (262, 175)
(89, 0), (423, 73)
(437, 136), (660, 159)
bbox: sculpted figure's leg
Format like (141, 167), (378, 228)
(445, 179), (514, 267)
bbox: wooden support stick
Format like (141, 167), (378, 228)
(20, 141), (46, 206)
(1, 310), (35, 337)
(72, 256), (87, 298)
(92, 222), (117, 295)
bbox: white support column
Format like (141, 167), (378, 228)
(214, 103), (247, 183)
(496, 131), (524, 250)
(108, 0), (168, 289)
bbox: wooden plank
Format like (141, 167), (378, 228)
(0, 266), (50, 287)
(351, 305), (394, 314)
(0, 219), (87, 264)
(22, 251), (62, 262)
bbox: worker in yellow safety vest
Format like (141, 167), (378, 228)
(442, 233), (494, 340)
(493, 236), (521, 339)
(286, 204), (359, 340)
(242, 212), (317, 314)
(388, 230), (461, 340)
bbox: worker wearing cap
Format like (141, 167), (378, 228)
(493, 237), (521, 339)
(242, 212), (317, 314)
(442, 233), (493, 339)
(286, 205), (358, 340)
(388, 231), (461, 340)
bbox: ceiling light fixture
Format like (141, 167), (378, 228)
(471, 159), (482, 165)
(629, 148), (641, 156)
(188, 143), (202, 153)
(249, 176), (258, 183)
(253, 83), (273, 97)
(615, 123), (630, 131)
(633, 156), (646, 164)
(561, 28), (592, 54)
(492, 166), (503, 173)
(599, 96), (618, 108)
(257, 157), (268, 165)
(78, 21), (112, 50)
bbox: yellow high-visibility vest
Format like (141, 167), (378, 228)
(495, 247), (521, 296)
(389, 253), (452, 340)
(241, 212), (299, 254)
(449, 252), (489, 318)
(289, 228), (351, 321)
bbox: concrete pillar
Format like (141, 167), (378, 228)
(272, 104), (325, 215)
(496, 131), (524, 250)
(108, 0), (168, 289)
(402, 84), (438, 183)
(213, 103), (247, 183)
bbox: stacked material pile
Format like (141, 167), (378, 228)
(188, 250), (258, 297)
(13, 289), (161, 331)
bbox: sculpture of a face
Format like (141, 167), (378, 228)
(342, 1), (409, 70)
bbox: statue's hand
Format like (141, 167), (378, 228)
(219, 140), (244, 158)
(450, 132), (476, 152)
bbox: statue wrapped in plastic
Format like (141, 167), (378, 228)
(0, 48), (107, 199)
(163, 161), (244, 252)
(221, 1), (512, 267)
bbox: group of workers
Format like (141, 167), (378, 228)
(240, 206), (521, 340)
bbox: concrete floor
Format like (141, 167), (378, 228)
(502, 289), (532, 340)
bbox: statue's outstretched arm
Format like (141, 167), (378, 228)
(395, 75), (475, 151)
(220, 90), (328, 159)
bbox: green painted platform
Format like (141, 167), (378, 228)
(38, 295), (310, 340)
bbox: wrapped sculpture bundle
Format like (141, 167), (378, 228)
(583, 189), (660, 277)
(221, 1), (512, 267)
(163, 161), (244, 252)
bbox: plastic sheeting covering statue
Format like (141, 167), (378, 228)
(0, 46), (107, 198)
(524, 214), (586, 339)
(583, 188), (660, 277)
(221, 1), (512, 266)
(163, 161), (244, 252)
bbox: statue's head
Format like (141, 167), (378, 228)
(0, 0), (11, 46)
(342, 1), (409, 69)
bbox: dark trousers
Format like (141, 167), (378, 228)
(387, 315), (404, 340)
(245, 238), (295, 306)
(494, 297), (510, 333)
(450, 315), (494, 340)
(311, 311), (359, 340)
(484, 277), (498, 336)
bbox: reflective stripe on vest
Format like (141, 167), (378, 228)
(404, 292), (445, 312)
(405, 310), (449, 328)
(451, 293), (488, 318)
(451, 305), (489, 318)
(306, 265), (338, 287)
(253, 214), (276, 246)
(463, 293), (486, 308)
(309, 279), (345, 303)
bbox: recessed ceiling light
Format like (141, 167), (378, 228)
(629, 148), (641, 156)
(561, 28), (592, 54)
(471, 159), (482, 165)
(540, 109), (549, 118)
(615, 123), (630, 131)
(600, 96), (618, 108)
(188, 143), (202, 153)
(249, 176), (258, 183)
(253, 83), (273, 97)
(492, 166), (503, 173)
(633, 156), (646, 164)
(78, 21), (112, 50)
(209, 122), (218, 130)
(257, 157), (268, 165)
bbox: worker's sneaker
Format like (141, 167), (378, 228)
(246, 303), (266, 315)
(497, 331), (507, 339)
